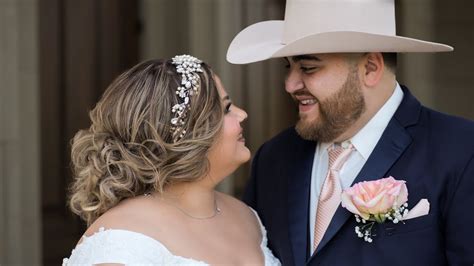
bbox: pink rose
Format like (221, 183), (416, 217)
(341, 176), (408, 221)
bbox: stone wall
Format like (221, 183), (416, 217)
(0, 0), (41, 264)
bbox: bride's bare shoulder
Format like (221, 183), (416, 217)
(83, 195), (156, 238)
(217, 192), (261, 227)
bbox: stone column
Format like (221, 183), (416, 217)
(397, 0), (436, 107)
(397, 0), (474, 120)
(0, 0), (41, 264)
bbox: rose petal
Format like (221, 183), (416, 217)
(395, 183), (409, 206)
(341, 192), (362, 216)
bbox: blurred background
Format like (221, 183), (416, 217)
(0, 0), (473, 264)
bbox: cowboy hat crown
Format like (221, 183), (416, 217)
(227, 0), (453, 64)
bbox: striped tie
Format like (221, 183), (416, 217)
(313, 143), (354, 252)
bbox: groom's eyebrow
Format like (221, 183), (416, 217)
(291, 55), (322, 62)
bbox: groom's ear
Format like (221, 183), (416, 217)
(362, 52), (384, 87)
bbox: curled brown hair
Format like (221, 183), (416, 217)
(69, 59), (223, 225)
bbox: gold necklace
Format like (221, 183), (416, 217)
(145, 192), (221, 220)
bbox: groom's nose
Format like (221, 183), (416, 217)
(285, 68), (304, 94)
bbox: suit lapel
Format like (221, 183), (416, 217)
(310, 86), (420, 259)
(287, 135), (316, 266)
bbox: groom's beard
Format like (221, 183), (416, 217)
(295, 68), (365, 142)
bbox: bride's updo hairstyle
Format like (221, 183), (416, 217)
(69, 58), (223, 225)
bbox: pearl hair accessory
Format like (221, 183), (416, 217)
(170, 55), (203, 142)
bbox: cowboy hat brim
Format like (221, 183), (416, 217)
(227, 21), (454, 64)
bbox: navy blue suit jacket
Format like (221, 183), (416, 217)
(244, 86), (474, 266)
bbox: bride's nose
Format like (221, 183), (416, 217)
(234, 105), (247, 122)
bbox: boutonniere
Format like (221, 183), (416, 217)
(341, 176), (409, 243)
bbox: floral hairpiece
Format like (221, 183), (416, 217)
(170, 54), (203, 142)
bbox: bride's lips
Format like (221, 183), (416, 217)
(238, 131), (245, 143)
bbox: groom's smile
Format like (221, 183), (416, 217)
(293, 92), (319, 114)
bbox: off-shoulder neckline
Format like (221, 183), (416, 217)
(76, 227), (208, 264)
(74, 207), (266, 264)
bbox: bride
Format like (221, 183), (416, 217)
(63, 55), (281, 265)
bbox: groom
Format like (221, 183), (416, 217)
(227, 0), (474, 265)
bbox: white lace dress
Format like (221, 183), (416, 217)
(63, 210), (281, 265)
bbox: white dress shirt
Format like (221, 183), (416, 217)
(309, 83), (404, 252)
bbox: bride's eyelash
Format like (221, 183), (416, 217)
(224, 102), (232, 114)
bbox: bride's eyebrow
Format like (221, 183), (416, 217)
(222, 95), (230, 101)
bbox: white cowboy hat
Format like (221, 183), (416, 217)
(227, 0), (453, 64)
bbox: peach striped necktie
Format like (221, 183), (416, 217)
(313, 143), (354, 252)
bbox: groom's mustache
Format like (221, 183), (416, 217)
(291, 89), (318, 103)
